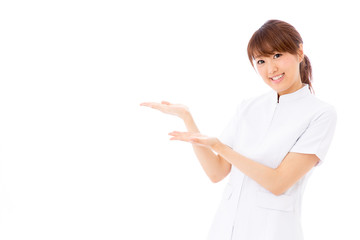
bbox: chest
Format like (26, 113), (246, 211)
(233, 103), (311, 167)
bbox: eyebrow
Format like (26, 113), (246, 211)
(254, 54), (267, 59)
(254, 52), (277, 59)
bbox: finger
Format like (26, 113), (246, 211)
(168, 131), (181, 134)
(140, 102), (154, 107)
(140, 102), (162, 110)
(168, 131), (191, 137)
(161, 101), (171, 105)
(169, 137), (188, 142)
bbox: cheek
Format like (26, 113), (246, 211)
(285, 62), (300, 75)
(256, 67), (267, 79)
(281, 57), (298, 72)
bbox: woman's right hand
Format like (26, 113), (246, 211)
(139, 101), (190, 119)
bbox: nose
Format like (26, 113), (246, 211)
(268, 60), (278, 75)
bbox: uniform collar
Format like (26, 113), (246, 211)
(273, 84), (311, 103)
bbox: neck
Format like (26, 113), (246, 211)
(277, 81), (305, 102)
(278, 81), (304, 96)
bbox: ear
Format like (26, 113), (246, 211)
(298, 43), (304, 62)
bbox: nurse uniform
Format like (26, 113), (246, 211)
(207, 84), (337, 240)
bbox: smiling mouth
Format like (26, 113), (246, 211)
(270, 73), (284, 81)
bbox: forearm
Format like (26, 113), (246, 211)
(212, 141), (280, 194)
(182, 112), (230, 182)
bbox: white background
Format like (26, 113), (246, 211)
(0, 0), (359, 239)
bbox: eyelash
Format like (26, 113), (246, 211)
(256, 53), (282, 65)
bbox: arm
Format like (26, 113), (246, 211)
(182, 112), (231, 183)
(140, 101), (231, 183)
(211, 141), (319, 195)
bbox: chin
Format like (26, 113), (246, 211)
(266, 82), (281, 90)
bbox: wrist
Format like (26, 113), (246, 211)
(211, 138), (225, 153)
(181, 110), (192, 122)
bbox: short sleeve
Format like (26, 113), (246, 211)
(289, 106), (337, 167)
(218, 100), (246, 149)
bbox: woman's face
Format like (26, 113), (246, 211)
(254, 46), (303, 96)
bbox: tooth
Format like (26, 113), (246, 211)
(272, 74), (283, 80)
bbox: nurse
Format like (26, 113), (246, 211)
(140, 19), (337, 240)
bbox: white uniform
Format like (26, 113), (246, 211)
(207, 84), (337, 240)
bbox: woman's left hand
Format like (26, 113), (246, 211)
(168, 131), (220, 149)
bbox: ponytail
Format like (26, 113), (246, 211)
(300, 55), (314, 94)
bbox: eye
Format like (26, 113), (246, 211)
(257, 60), (265, 65)
(274, 53), (282, 59)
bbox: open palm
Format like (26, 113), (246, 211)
(168, 131), (219, 149)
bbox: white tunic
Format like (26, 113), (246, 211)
(208, 84), (337, 240)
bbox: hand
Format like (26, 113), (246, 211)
(168, 131), (220, 149)
(140, 101), (190, 119)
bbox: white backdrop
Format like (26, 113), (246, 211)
(1, 0), (359, 239)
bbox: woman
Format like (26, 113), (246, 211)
(140, 19), (337, 240)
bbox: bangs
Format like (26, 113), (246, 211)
(247, 22), (300, 67)
(251, 39), (277, 59)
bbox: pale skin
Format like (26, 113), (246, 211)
(140, 44), (319, 196)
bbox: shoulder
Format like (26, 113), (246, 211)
(289, 95), (337, 133)
(305, 94), (337, 120)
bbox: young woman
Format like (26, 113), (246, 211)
(140, 19), (337, 240)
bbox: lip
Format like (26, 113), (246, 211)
(269, 73), (285, 83)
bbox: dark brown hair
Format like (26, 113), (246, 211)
(247, 19), (314, 94)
